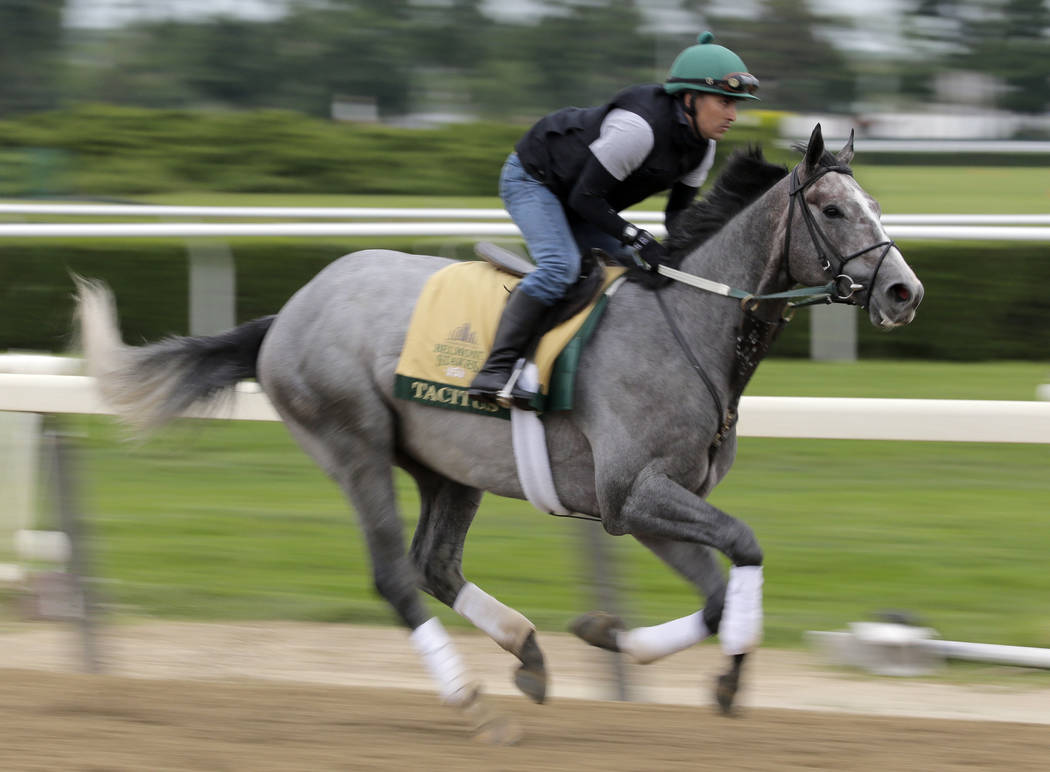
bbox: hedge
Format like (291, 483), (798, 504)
(1, 239), (1047, 361)
(0, 104), (787, 197)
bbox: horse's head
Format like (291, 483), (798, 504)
(784, 124), (923, 329)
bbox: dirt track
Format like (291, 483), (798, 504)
(2, 622), (1049, 770)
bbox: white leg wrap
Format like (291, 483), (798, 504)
(410, 617), (474, 706)
(720, 565), (764, 656)
(615, 611), (710, 665)
(452, 582), (534, 653)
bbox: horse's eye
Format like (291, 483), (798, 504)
(822, 205), (844, 219)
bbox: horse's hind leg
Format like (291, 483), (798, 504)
(270, 406), (518, 742)
(405, 461), (547, 704)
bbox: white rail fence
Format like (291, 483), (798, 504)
(2, 221), (1050, 241)
(3, 202), (1050, 226)
(2, 373), (1050, 442)
(2, 205), (1049, 361)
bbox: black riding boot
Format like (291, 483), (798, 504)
(468, 288), (549, 407)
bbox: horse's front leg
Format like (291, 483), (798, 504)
(603, 472), (764, 713)
(572, 539), (725, 664)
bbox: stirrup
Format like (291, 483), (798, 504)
(496, 363), (538, 410)
(496, 360), (527, 408)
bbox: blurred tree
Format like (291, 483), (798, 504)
(76, 1), (418, 118)
(690, 0), (858, 113)
(481, 0), (658, 117)
(954, 0), (1050, 114)
(75, 21), (230, 108)
(52, 0), (866, 120)
(901, 0), (975, 103)
(180, 18), (284, 108)
(532, 0), (655, 106)
(413, 0), (491, 70)
(902, 0), (1050, 114)
(0, 0), (67, 115)
(305, 0), (416, 117)
(405, 0), (494, 118)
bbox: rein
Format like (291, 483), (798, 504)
(655, 292), (784, 449)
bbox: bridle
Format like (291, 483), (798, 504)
(784, 163), (896, 308)
(655, 162), (896, 311)
(651, 158), (899, 450)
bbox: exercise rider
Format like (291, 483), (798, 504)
(468, 31), (760, 408)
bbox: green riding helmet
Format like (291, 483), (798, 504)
(665, 31), (760, 101)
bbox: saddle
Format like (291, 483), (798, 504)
(393, 248), (627, 417)
(474, 242), (610, 331)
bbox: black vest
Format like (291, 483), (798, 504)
(515, 84), (710, 212)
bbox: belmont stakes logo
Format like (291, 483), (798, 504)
(434, 322), (484, 381)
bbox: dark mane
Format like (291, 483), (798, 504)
(665, 146), (788, 258)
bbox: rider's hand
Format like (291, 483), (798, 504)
(630, 229), (669, 272)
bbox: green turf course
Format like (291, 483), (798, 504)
(33, 359), (1048, 651)
(131, 164), (1050, 214)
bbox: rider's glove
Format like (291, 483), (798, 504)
(624, 226), (669, 272)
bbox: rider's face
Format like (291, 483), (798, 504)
(689, 93), (738, 141)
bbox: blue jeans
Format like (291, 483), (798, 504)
(500, 153), (632, 305)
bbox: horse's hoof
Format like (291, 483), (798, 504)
(514, 630), (547, 703)
(514, 663), (547, 704)
(569, 611), (624, 652)
(460, 693), (523, 745)
(474, 714), (523, 746)
(714, 670), (739, 716)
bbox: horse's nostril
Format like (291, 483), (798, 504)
(891, 284), (911, 303)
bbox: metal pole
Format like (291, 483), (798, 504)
(577, 520), (631, 701)
(45, 428), (103, 674)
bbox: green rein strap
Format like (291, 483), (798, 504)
(655, 264), (842, 311)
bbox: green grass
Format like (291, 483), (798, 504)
(854, 165), (1050, 214)
(128, 164), (1050, 215)
(746, 360), (1050, 401)
(21, 360), (1047, 653)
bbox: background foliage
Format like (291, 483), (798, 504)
(2, 1), (1049, 120)
(0, 104), (789, 197)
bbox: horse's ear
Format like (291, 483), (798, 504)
(803, 124), (824, 171)
(836, 129), (855, 166)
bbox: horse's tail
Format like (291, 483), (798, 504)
(74, 277), (275, 434)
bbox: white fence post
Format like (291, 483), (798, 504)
(0, 412), (41, 581)
(810, 304), (858, 361)
(188, 240), (236, 336)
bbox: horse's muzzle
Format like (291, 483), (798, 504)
(869, 275), (924, 328)
(863, 248), (924, 329)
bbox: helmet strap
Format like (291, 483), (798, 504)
(680, 92), (705, 143)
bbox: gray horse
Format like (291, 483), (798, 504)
(76, 125), (922, 742)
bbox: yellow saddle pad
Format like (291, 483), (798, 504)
(394, 261), (625, 418)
